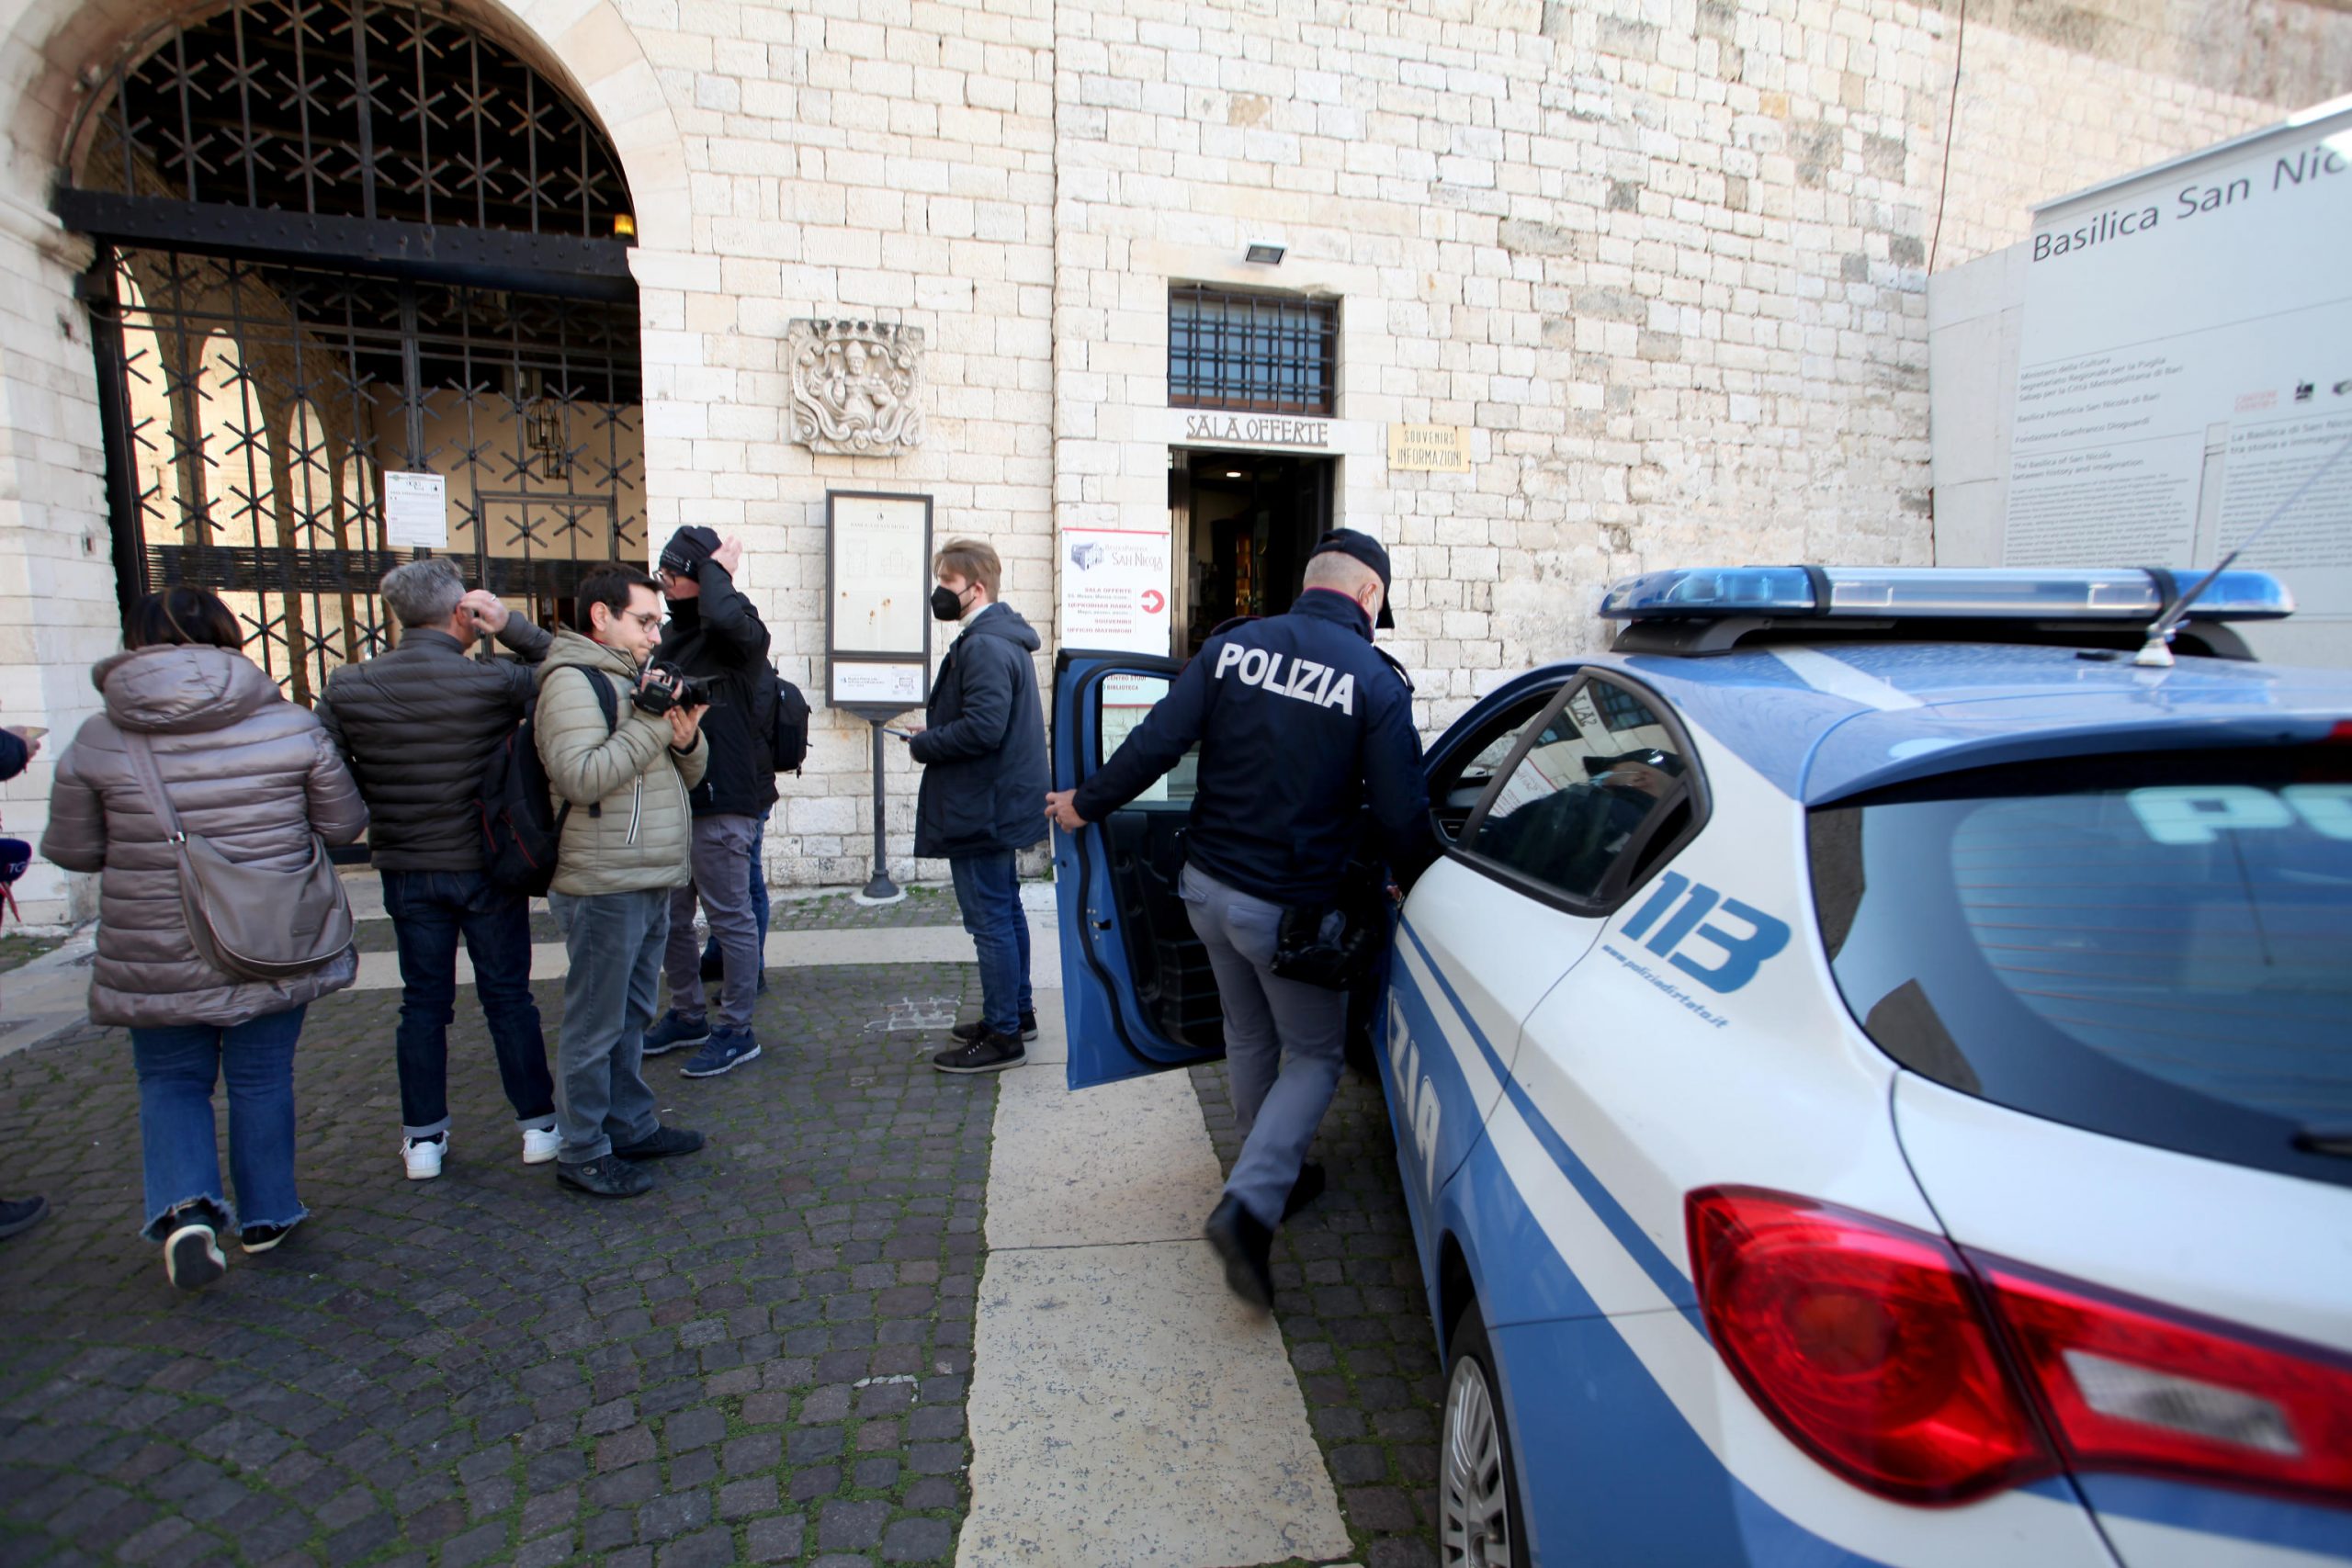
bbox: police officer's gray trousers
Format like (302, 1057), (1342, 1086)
(1180, 863), (1349, 1229)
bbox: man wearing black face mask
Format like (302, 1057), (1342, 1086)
(903, 537), (1048, 1074)
(640, 526), (775, 1079)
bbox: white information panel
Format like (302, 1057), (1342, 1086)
(830, 492), (930, 655)
(1060, 528), (1173, 656)
(831, 661), (927, 708)
(2005, 108), (2352, 637)
(826, 490), (933, 713)
(383, 471), (448, 548)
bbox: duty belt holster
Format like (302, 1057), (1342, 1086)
(1270, 870), (1388, 991)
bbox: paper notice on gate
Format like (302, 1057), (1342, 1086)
(383, 471), (449, 548)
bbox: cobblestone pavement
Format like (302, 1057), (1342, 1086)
(349, 889), (966, 954)
(1190, 1061), (1443, 1568)
(0, 963), (988, 1567)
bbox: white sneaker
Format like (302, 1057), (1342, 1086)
(164, 1222), (226, 1291)
(520, 1125), (560, 1166)
(402, 1135), (446, 1180)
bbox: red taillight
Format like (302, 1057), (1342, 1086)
(1690, 1187), (2352, 1512)
(1980, 1258), (2352, 1506)
(1687, 1187), (2055, 1505)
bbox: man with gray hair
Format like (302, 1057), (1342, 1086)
(319, 558), (560, 1182)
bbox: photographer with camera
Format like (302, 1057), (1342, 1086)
(534, 564), (710, 1198)
(639, 526), (775, 1079)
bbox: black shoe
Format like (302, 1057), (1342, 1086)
(239, 1221), (299, 1255)
(950, 1011), (1038, 1044)
(0, 1194), (48, 1241)
(1204, 1195), (1274, 1311)
(164, 1222), (227, 1291)
(612, 1124), (706, 1161)
(932, 1033), (1025, 1075)
(1283, 1162), (1326, 1222)
(558, 1156), (654, 1198)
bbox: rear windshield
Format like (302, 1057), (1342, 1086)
(1810, 748), (2352, 1188)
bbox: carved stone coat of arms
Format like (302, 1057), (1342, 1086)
(786, 320), (924, 456)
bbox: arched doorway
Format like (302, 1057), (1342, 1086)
(60, 0), (644, 701)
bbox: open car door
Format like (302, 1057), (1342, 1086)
(1051, 649), (1227, 1089)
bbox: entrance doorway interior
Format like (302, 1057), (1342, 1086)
(1169, 448), (1335, 657)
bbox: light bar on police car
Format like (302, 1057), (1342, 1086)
(1598, 567), (2294, 621)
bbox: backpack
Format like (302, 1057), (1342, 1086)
(760, 666), (810, 774)
(480, 669), (618, 897)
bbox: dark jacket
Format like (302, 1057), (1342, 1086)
(1075, 589), (1432, 905)
(652, 565), (777, 819)
(41, 644), (369, 1028)
(316, 616), (550, 872)
(910, 603), (1048, 860)
(0, 727), (27, 782)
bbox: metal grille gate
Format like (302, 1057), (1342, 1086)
(64, 0), (642, 705)
(88, 250), (642, 703)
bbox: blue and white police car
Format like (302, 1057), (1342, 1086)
(1049, 566), (2352, 1568)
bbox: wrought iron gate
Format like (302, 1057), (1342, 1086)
(87, 250), (642, 702)
(63, 0), (642, 704)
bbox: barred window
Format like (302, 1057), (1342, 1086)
(1169, 286), (1336, 415)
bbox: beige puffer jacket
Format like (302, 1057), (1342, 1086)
(536, 630), (707, 897)
(40, 644), (370, 1028)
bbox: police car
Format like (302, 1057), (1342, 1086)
(1050, 565), (2352, 1567)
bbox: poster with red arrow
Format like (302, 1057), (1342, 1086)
(1060, 527), (1173, 656)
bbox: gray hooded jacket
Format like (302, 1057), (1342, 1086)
(41, 644), (370, 1028)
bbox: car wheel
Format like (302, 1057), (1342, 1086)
(1441, 1304), (1527, 1568)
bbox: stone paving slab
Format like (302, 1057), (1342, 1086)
(0, 963), (990, 1567)
(1190, 1061), (1444, 1568)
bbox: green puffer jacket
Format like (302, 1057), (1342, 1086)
(535, 630), (708, 897)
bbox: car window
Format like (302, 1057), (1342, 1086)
(1812, 748), (2352, 1188)
(1463, 679), (1690, 902)
(1096, 673), (1198, 804)
(1428, 688), (1559, 840)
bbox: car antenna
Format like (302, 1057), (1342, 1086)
(2133, 428), (2352, 668)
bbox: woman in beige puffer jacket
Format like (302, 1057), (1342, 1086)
(41, 588), (368, 1291)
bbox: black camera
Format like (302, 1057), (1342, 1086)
(630, 660), (717, 716)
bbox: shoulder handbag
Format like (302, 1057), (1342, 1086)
(121, 729), (356, 982)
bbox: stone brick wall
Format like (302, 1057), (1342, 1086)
(0, 209), (114, 927)
(1058, 0), (1953, 736)
(630, 0), (1059, 890)
(1924, 12), (2348, 272)
(0, 0), (2344, 918)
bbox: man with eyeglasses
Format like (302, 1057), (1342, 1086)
(533, 563), (711, 1199)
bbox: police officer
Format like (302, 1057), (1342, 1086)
(1046, 529), (1432, 1310)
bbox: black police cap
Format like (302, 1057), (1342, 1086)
(1307, 528), (1396, 628)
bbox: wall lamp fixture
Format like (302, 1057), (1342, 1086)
(1245, 243), (1286, 265)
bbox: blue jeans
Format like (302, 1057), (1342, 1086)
(950, 852), (1031, 1037)
(548, 888), (667, 1163)
(702, 819), (770, 966)
(130, 1005), (310, 1242)
(380, 869), (555, 1140)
